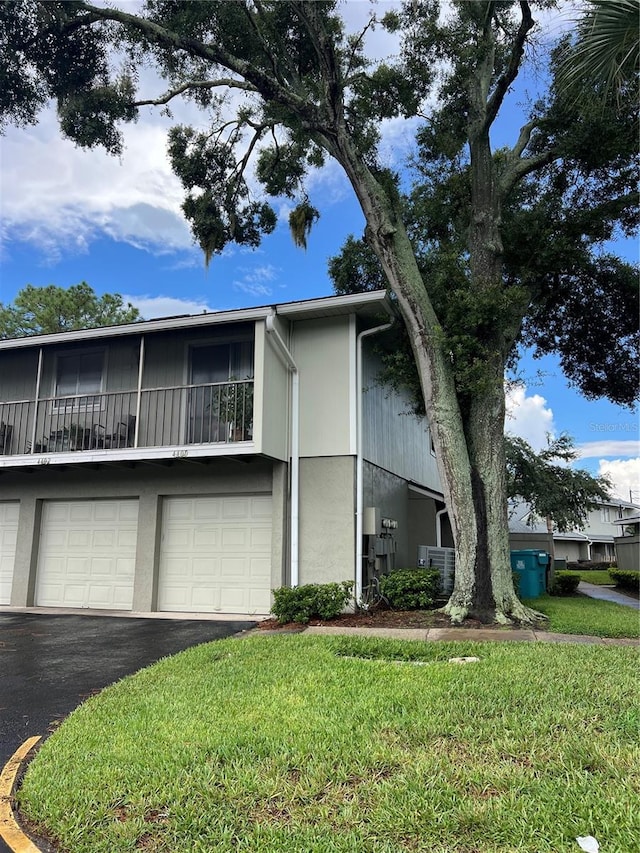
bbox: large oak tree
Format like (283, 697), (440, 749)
(1, 1), (637, 623)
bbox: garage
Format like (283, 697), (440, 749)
(158, 495), (272, 614)
(0, 501), (19, 604)
(35, 499), (139, 610)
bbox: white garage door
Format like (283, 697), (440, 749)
(36, 500), (138, 610)
(0, 502), (19, 605)
(158, 495), (272, 614)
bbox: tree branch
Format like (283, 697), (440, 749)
(230, 122), (271, 203)
(509, 117), (538, 160)
(132, 79), (257, 108)
(485, 1), (534, 130)
(73, 1), (320, 123)
(289, 1), (344, 129)
(345, 14), (376, 77)
(241, 2), (290, 87)
(499, 148), (556, 196)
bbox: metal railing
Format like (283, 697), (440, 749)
(0, 380), (254, 457)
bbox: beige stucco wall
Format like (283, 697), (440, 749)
(298, 456), (356, 587)
(2, 459), (282, 611)
(294, 316), (354, 458)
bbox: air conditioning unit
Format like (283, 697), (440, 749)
(417, 545), (455, 593)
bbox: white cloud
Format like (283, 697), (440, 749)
(1, 109), (191, 259)
(124, 294), (216, 319)
(233, 263), (280, 298)
(577, 439), (640, 459)
(505, 384), (555, 450)
(597, 458), (640, 502)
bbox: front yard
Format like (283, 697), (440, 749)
(19, 632), (639, 853)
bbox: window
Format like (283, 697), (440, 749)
(190, 341), (254, 384)
(54, 351), (104, 408)
(188, 341), (254, 443)
(600, 506), (611, 523)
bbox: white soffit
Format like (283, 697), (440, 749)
(408, 483), (445, 502)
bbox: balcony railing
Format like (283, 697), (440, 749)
(0, 381), (254, 458)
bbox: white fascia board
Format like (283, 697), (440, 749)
(276, 290), (393, 319)
(0, 443), (257, 468)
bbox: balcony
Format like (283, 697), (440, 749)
(0, 380), (254, 463)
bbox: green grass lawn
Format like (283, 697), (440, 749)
(19, 635), (639, 853)
(562, 570), (613, 585)
(525, 594), (639, 638)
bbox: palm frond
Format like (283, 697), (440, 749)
(557, 0), (639, 100)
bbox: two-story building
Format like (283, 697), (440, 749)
(508, 497), (640, 564)
(0, 290), (451, 616)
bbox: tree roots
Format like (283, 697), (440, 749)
(440, 595), (549, 627)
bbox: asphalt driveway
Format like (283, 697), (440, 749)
(0, 612), (256, 769)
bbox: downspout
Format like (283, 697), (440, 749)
(356, 319), (394, 603)
(435, 506), (448, 548)
(265, 312), (299, 587)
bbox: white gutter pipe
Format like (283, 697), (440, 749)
(265, 312), (300, 587)
(355, 319), (394, 603)
(435, 506), (448, 548)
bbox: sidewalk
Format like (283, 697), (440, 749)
(305, 625), (639, 646)
(579, 580), (640, 610)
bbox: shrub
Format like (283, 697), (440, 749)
(567, 560), (616, 571)
(271, 581), (353, 624)
(512, 571), (520, 595)
(550, 571), (581, 596)
(608, 569), (640, 593)
(379, 568), (441, 610)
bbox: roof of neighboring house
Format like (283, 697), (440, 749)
(508, 516), (591, 541)
(0, 290), (395, 351)
(603, 497), (640, 511)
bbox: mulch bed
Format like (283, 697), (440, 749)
(257, 607), (506, 632)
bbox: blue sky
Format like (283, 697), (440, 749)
(1, 1), (638, 500)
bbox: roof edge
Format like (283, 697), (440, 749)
(0, 290), (392, 351)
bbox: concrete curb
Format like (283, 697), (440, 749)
(0, 736), (42, 853)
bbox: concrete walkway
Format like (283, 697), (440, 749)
(303, 583), (640, 647)
(305, 625), (638, 646)
(579, 581), (640, 610)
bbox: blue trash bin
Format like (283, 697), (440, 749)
(510, 550), (549, 598)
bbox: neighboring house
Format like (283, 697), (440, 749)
(0, 290), (449, 615)
(610, 514), (640, 572)
(508, 498), (640, 564)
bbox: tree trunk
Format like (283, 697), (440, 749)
(323, 103), (536, 623)
(441, 366), (536, 623)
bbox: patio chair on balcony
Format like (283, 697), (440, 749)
(92, 414), (136, 449)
